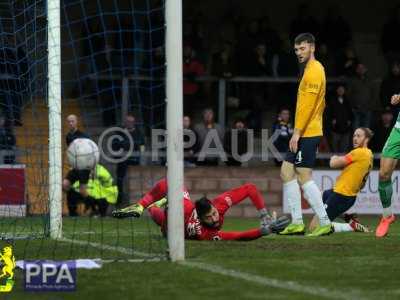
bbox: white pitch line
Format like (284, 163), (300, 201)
(181, 261), (367, 300)
(58, 238), (368, 300)
(58, 237), (166, 259)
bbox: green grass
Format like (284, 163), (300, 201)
(1, 216), (400, 300)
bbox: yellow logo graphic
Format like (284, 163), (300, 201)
(0, 246), (16, 292)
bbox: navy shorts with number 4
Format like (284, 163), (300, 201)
(285, 136), (321, 168)
(322, 189), (357, 221)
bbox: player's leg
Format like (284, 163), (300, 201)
(112, 179), (168, 218)
(116, 161), (128, 206)
(280, 160), (305, 234)
(376, 127), (400, 237)
(148, 206), (166, 227)
(97, 199), (109, 217)
(77, 169), (91, 198)
(293, 137), (332, 235)
(63, 170), (79, 216)
(299, 169), (331, 227)
(376, 157), (397, 237)
(320, 190), (358, 234)
(308, 189), (332, 232)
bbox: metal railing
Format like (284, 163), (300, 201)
(88, 74), (345, 126)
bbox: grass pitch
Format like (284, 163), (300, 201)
(2, 216), (400, 300)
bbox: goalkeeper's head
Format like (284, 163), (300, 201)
(294, 32), (315, 64)
(195, 197), (220, 228)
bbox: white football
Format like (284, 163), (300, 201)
(67, 138), (100, 170)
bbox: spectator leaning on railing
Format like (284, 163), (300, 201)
(224, 119), (249, 167)
(183, 115), (198, 167)
(372, 108), (394, 153)
(272, 108), (293, 166)
(113, 114), (145, 206)
(347, 63), (375, 129)
(326, 84), (353, 153)
(183, 43), (205, 115)
(380, 61), (400, 116)
(194, 108), (224, 166)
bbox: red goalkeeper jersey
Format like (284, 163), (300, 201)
(138, 179), (265, 241)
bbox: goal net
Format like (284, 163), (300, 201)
(0, 0), (169, 261)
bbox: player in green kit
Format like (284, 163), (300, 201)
(376, 94), (400, 237)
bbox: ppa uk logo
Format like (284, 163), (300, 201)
(24, 260), (76, 291)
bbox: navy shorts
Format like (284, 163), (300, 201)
(322, 189), (356, 221)
(285, 137), (321, 168)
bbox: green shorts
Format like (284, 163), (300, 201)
(382, 127), (400, 159)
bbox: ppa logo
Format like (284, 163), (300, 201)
(0, 245), (16, 292)
(24, 260), (76, 291)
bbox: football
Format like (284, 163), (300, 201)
(66, 138), (100, 170)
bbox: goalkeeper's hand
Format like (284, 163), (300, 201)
(260, 215), (291, 235)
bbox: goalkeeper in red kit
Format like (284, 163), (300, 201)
(112, 178), (289, 241)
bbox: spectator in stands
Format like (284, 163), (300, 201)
(113, 114), (145, 206)
(224, 119), (249, 166)
(320, 6), (352, 51)
(272, 108), (293, 166)
(64, 115), (90, 216)
(271, 39), (299, 77)
(289, 3), (320, 41)
(183, 115), (197, 167)
(194, 108), (224, 166)
(380, 61), (400, 117)
(183, 44), (205, 115)
(243, 42), (273, 76)
(237, 19), (262, 73)
(66, 114), (89, 147)
(0, 36), (27, 126)
(347, 63), (374, 129)
(0, 113), (16, 164)
(381, 5), (400, 65)
(336, 46), (358, 77)
(259, 16), (282, 55)
(211, 41), (236, 79)
(326, 85), (353, 153)
(372, 108), (394, 153)
(316, 43), (336, 76)
(183, 12), (207, 62)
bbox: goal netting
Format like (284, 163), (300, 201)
(0, 0), (169, 261)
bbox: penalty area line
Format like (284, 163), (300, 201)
(58, 237), (167, 260)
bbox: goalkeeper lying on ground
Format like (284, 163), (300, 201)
(112, 178), (289, 241)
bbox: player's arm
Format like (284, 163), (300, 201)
(329, 154), (353, 169)
(391, 94), (400, 105)
(213, 229), (263, 241)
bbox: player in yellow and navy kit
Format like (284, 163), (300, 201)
(309, 128), (373, 233)
(280, 33), (332, 236)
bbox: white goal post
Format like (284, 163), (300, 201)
(48, 0), (62, 239)
(166, 0), (185, 261)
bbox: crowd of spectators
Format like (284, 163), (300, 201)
(4, 2), (400, 167)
